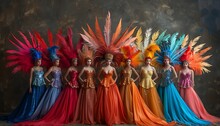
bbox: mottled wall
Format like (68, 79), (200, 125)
(0, 0), (220, 116)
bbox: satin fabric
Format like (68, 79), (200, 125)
(139, 69), (165, 120)
(119, 69), (175, 126)
(95, 70), (126, 126)
(0, 70), (46, 123)
(158, 69), (211, 125)
(179, 72), (220, 123)
(73, 70), (96, 124)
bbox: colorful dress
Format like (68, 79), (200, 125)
(95, 69), (126, 126)
(19, 70), (79, 125)
(157, 69), (211, 125)
(139, 68), (165, 120)
(28, 69), (62, 120)
(178, 72), (220, 123)
(4, 69), (46, 123)
(119, 69), (174, 126)
(73, 70), (96, 124)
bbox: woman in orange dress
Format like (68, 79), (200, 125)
(73, 57), (97, 124)
(119, 57), (174, 126)
(139, 57), (165, 120)
(95, 53), (127, 126)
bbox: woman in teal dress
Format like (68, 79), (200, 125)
(155, 32), (210, 125)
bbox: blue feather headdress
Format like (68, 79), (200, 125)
(48, 46), (60, 62)
(155, 31), (187, 65)
(30, 48), (42, 62)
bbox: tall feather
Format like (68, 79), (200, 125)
(111, 18), (122, 44)
(104, 12), (111, 46)
(135, 27), (143, 50)
(143, 28), (152, 49)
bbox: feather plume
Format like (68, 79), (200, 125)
(150, 31), (159, 44)
(135, 27), (143, 50)
(143, 28), (152, 49)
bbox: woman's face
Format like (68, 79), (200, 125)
(72, 58), (77, 66)
(54, 60), (60, 66)
(106, 59), (112, 65)
(164, 58), (170, 65)
(145, 58), (151, 65)
(126, 59), (131, 66)
(86, 59), (92, 66)
(36, 59), (42, 66)
(183, 61), (189, 68)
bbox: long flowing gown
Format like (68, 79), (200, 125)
(73, 70), (96, 124)
(27, 69), (62, 120)
(95, 69), (126, 126)
(139, 68), (165, 120)
(157, 69), (211, 125)
(1, 69), (46, 123)
(18, 70), (79, 125)
(178, 72), (220, 123)
(119, 69), (175, 126)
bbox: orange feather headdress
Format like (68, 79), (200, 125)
(80, 12), (137, 66)
(178, 36), (212, 75)
(120, 45), (141, 67)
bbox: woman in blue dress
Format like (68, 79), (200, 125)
(27, 46), (63, 120)
(155, 32), (210, 125)
(3, 48), (46, 123)
(157, 57), (210, 125)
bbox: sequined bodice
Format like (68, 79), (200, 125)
(159, 69), (173, 87)
(83, 70), (95, 88)
(139, 69), (156, 89)
(69, 70), (79, 87)
(120, 69), (133, 85)
(32, 70), (46, 86)
(51, 69), (62, 88)
(178, 72), (192, 88)
(101, 70), (115, 87)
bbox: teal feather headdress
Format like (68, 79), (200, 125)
(155, 31), (187, 65)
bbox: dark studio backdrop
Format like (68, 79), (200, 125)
(0, 0), (219, 116)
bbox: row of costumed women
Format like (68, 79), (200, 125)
(1, 12), (220, 126)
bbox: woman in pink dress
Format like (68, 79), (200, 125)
(177, 41), (220, 123)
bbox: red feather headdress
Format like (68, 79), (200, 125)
(177, 36), (212, 75)
(6, 32), (41, 73)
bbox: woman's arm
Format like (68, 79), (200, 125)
(29, 67), (34, 93)
(97, 67), (103, 83)
(113, 67), (118, 82)
(64, 68), (70, 83)
(131, 67), (139, 82)
(78, 67), (85, 82)
(171, 66), (178, 79)
(191, 70), (195, 87)
(152, 67), (158, 81)
(44, 67), (53, 83)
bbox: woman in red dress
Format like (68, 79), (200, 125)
(73, 57), (97, 124)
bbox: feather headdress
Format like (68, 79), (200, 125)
(155, 31), (187, 67)
(134, 28), (160, 65)
(78, 44), (94, 65)
(80, 12), (137, 65)
(56, 27), (82, 67)
(120, 45), (141, 67)
(6, 32), (42, 73)
(34, 29), (61, 68)
(178, 36), (212, 75)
